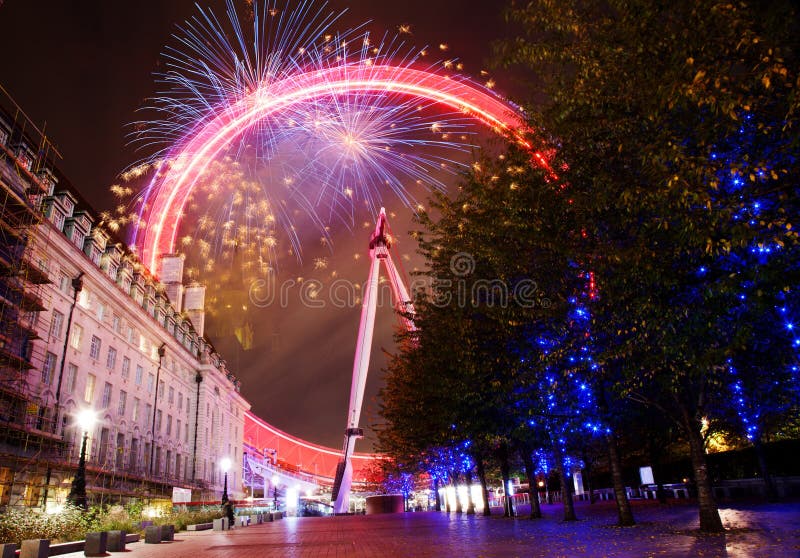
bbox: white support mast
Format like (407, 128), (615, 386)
(332, 208), (415, 514)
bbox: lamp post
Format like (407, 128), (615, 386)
(148, 343), (166, 476)
(54, 272), (84, 433)
(67, 409), (96, 510)
(272, 475), (279, 510)
(220, 457), (231, 504)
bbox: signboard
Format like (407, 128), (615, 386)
(172, 487), (192, 504)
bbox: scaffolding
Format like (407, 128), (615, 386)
(0, 86), (215, 511)
(0, 83), (62, 508)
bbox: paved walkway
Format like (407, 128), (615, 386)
(61, 500), (800, 557)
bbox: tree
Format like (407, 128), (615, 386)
(495, 0), (799, 532)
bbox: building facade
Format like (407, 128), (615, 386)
(0, 97), (250, 510)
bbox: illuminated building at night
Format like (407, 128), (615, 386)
(0, 96), (250, 509)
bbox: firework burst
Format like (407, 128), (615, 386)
(116, 0), (532, 279)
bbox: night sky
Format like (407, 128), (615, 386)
(0, 0), (523, 449)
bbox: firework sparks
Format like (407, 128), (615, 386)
(125, 0), (542, 277)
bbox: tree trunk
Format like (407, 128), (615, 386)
(686, 419), (724, 532)
(452, 472), (463, 513)
(465, 469), (476, 514)
(476, 455), (491, 516)
(581, 450), (596, 504)
(433, 477), (442, 511)
(553, 441), (576, 521)
(753, 437), (778, 502)
(606, 432), (635, 526)
(498, 445), (514, 517)
(522, 452), (542, 519)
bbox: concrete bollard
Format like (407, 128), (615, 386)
(0, 544), (17, 558)
(20, 539), (49, 558)
(144, 525), (162, 544)
(106, 530), (126, 552)
(83, 532), (107, 557)
(249, 514), (260, 525)
(213, 517), (228, 531)
(237, 516), (248, 527)
(161, 524), (175, 541)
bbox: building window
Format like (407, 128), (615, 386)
(147, 373), (155, 394)
(177, 392), (183, 411)
(89, 335), (102, 360)
(70, 324), (83, 350)
(126, 326), (135, 344)
(58, 272), (70, 294)
(166, 415), (172, 436)
(145, 404), (152, 428)
(84, 373), (96, 404)
(155, 410), (162, 432)
(52, 211), (65, 231)
(129, 438), (139, 470)
(101, 382), (112, 408)
(184, 423), (189, 443)
(115, 433), (125, 468)
(96, 301), (106, 321)
(106, 347), (117, 370)
(118, 390), (127, 416)
(112, 314), (121, 333)
(50, 310), (64, 339)
(72, 231), (84, 249)
(42, 352), (57, 385)
(77, 288), (90, 309)
(168, 386), (174, 405)
(176, 419), (181, 440)
(132, 397), (140, 423)
(121, 356), (130, 380)
(135, 364), (143, 386)
(158, 380), (164, 399)
(66, 363), (78, 394)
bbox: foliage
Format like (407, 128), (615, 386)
(0, 504), (98, 546)
(0, 504), (223, 546)
(494, 0), (799, 532)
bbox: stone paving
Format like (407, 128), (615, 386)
(59, 500), (800, 557)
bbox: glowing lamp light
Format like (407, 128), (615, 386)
(470, 484), (484, 511)
(286, 487), (299, 510)
(446, 486), (457, 510)
(457, 485), (469, 510)
(220, 457), (232, 472)
(272, 475), (279, 485)
(75, 409), (96, 432)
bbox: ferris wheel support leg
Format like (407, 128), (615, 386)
(333, 247), (381, 514)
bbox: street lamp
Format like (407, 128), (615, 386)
(220, 457), (232, 504)
(149, 343), (166, 476)
(67, 409), (96, 510)
(272, 475), (279, 510)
